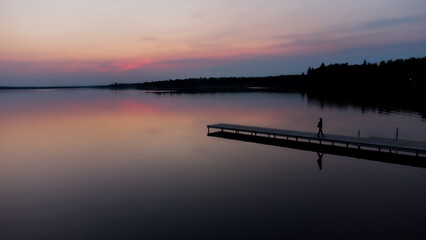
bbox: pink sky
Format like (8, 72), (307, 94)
(1, 0), (426, 86)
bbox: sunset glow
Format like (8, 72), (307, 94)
(1, 0), (426, 86)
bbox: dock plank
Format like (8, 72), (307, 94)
(207, 123), (426, 157)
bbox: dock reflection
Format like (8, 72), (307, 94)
(208, 131), (426, 169)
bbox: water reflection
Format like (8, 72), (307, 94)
(147, 90), (426, 120)
(1, 90), (426, 239)
(208, 131), (426, 169)
(305, 93), (426, 120)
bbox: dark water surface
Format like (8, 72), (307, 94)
(1, 90), (426, 239)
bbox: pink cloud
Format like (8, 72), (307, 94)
(0, 59), (158, 74)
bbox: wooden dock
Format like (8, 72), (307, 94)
(207, 123), (426, 158)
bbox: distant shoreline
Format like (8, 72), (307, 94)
(3, 56), (425, 118)
(1, 56), (425, 99)
(2, 56), (424, 95)
(0, 86), (99, 90)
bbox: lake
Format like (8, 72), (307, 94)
(1, 89), (426, 239)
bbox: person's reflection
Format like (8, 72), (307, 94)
(317, 152), (324, 170)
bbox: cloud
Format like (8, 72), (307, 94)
(271, 13), (426, 56)
(139, 37), (157, 42)
(361, 15), (424, 30)
(0, 58), (157, 75)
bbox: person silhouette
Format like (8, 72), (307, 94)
(317, 118), (325, 137)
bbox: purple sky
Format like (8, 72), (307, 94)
(1, 0), (426, 86)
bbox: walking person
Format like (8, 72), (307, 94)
(317, 118), (325, 137)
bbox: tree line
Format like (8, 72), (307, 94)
(106, 56), (426, 97)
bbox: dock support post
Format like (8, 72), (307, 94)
(358, 130), (360, 138)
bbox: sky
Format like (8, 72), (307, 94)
(1, 0), (426, 86)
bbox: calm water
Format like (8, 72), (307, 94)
(1, 89), (426, 239)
